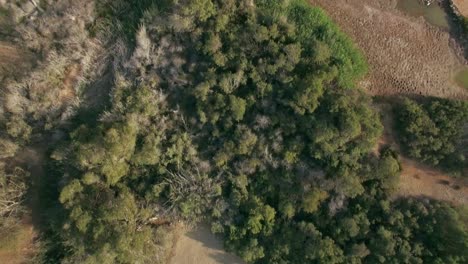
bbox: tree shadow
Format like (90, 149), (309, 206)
(185, 225), (245, 264)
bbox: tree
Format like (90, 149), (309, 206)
(0, 163), (29, 217)
(397, 98), (468, 172)
(302, 188), (328, 214)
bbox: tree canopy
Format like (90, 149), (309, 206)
(2, 0), (465, 263)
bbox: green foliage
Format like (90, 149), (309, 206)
(6, 115), (32, 141)
(302, 188), (328, 213)
(35, 0), (468, 263)
(397, 98), (468, 173)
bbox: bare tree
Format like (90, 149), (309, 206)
(0, 163), (29, 217)
(161, 166), (223, 222)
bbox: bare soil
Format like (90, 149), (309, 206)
(170, 225), (244, 264)
(0, 42), (20, 65)
(0, 220), (37, 264)
(0, 145), (48, 263)
(453, 0), (468, 17)
(311, 0), (468, 99)
(398, 158), (468, 204)
(0, 41), (34, 80)
(59, 64), (80, 103)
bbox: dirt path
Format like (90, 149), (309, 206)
(170, 225), (244, 264)
(311, 0), (468, 99)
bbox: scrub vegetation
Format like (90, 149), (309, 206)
(0, 0), (467, 263)
(396, 97), (468, 175)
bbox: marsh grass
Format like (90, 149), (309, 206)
(455, 68), (468, 90)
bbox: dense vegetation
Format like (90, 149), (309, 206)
(396, 98), (468, 175)
(0, 0), (467, 263)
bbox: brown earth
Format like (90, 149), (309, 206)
(311, 0), (468, 99)
(0, 41), (22, 78)
(170, 225), (245, 264)
(453, 0), (468, 17)
(0, 146), (47, 263)
(398, 158), (468, 204)
(0, 41), (34, 80)
(0, 42), (20, 66)
(0, 220), (37, 264)
(59, 64), (80, 103)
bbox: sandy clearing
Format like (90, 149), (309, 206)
(453, 0), (468, 17)
(170, 225), (245, 264)
(398, 158), (468, 204)
(311, 0), (468, 99)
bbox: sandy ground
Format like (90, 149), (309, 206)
(399, 158), (468, 204)
(453, 0), (468, 17)
(170, 225), (244, 264)
(311, 0), (468, 99)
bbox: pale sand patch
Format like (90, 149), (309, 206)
(170, 225), (244, 264)
(398, 158), (468, 205)
(453, 0), (468, 17)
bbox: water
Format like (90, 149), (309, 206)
(455, 68), (468, 90)
(397, 0), (450, 30)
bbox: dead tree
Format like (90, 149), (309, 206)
(0, 166), (29, 217)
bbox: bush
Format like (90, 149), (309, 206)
(396, 98), (468, 173)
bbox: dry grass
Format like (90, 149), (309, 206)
(0, 219), (37, 264)
(1, 0), (108, 130)
(0, 41), (34, 80)
(311, 0), (468, 99)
